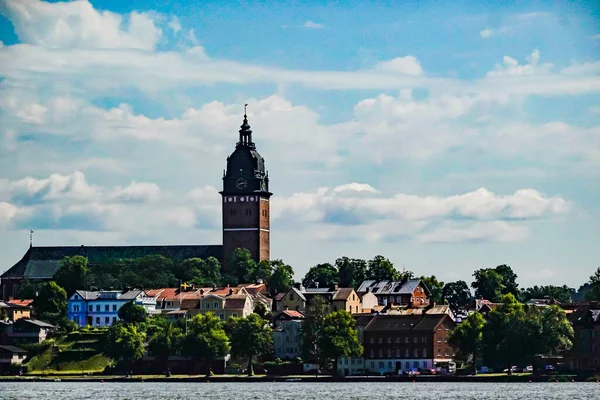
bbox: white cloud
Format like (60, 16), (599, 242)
(486, 49), (553, 77)
(374, 56), (424, 76)
(333, 183), (378, 194)
(479, 12), (553, 40)
(110, 181), (161, 203)
(168, 17), (181, 34)
(7, 171), (99, 203)
(2, 0), (161, 50)
(303, 20), (324, 29)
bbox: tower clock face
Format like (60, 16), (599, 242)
(236, 177), (248, 190)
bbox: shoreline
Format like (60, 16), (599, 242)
(0, 374), (588, 383)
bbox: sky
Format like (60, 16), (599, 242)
(0, 0), (599, 289)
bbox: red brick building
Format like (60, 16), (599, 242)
(565, 303), (600, 371)
(362, 314), (455, 375)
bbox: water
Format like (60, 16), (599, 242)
(0, 382), (597, 399)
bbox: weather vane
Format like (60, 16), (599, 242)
(30, 229), (34, 247)
(244, 103), (248, 116)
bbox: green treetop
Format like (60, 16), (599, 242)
(318, 310), (363, 375)
(182, 313), (230, 376)
(230, 313), (273, 376)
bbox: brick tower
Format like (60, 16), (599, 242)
(220, 107), (271, 271)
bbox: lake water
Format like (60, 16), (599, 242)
(0, 382), (597, 399)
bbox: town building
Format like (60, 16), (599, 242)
(565, 302), (600, 371)
(0, 301), (32, 322)
(361, 314), (455, 375)
(67, 289), (158, 327)
(1, 112), (272, 299)
(272, 309), (304, 360)
(181, 290), (254, 320)
(357, 279), (432, 307)
(0, 318), (55, 345)
(276, 284), (362, 314)
(0, 344), (27, 372)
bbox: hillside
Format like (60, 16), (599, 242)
(25, 328), (112, 375)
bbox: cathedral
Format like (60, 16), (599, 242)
(0, 111), (271, 300)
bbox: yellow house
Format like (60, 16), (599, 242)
(0, 302), (31, 322)
(184, 293), (254, 320)
(331, 288), (362, 314)
(278, 287), (307, 312)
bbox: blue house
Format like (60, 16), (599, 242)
(68, 290), (157, 327)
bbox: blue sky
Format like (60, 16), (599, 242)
(0, 0), (599, 289)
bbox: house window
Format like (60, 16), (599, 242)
(213, 302), (219, 309)
(344, 358), (349, 365)
(423, 349), (427, 357)
(445, 337), (448, 344)
(96, 305), (100, 312)
(405, 337), (409, 343)
(388, 361), (393, 369)
(219, 313), (225, 320)
(413, 337), (418, 343)
(370, 337), (374, 344)
(371, 361), (375, 368)
(205, 302), (210, 309)
(405, 361), (410, 370)
(232, 313), (238, 318)
(379, 361), (384, 368)
(378, 337), (383, 344)
(387, 349), (391, 358)
(389, 296), (394, 303)
(113, 305), (117, 311)
(396, 349), (400, 358)
(351, 358), (355, 365)
(105, 317), (110, 324)
(230, 209), (236, 216)
(445, 350), (449, 357)
(387, 337), (391, 344)
(414, 349), (418, 357)
(73, 317), (79, 325)
(423, 361), (427, 369)
(413, 361), (418, 368)
(73, 305), (80, 312)
(422, 337), (426, 343)
(405, 349), (409, 358)
(437, 337), (441, 343)
(95, 317), (100, 325)
(290, 294), (294, 301)
(395, 337), (400, 343)
(396, 296), (402, 303)
(105, 305), (109, 311)
(437, 349), (441, 356)
(89, 305), (93, 312)
(370, 349), (374, 357)
(378, 349), (383, 357)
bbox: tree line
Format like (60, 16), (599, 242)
(449, 294), (573, 372)
(103, 298), (360, 376)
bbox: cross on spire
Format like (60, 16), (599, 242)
(238, 103), (255, 149)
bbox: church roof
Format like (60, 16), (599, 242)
(1, 245), (223, 280)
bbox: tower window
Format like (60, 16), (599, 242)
(245, 209), (252, 216)
(230, 209), (236, 216)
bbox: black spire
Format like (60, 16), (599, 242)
(238, 103), (255, 149)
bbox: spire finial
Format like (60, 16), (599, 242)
(29, 229), (33, 248)
(244, 103), (248, 118)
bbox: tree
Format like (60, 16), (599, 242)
(367, 255), (399, 281)
(494, 264), (519, 298)
(319, 311), (363, 375)
(267, 260), (294, 295)
(442, 281), (473, 310)
(471, 268), (504, 302)
(17, 278), (43, 299)
(336, 257), (367, 288)
(448, 312), (485, 374)
(229, 248), (257, 283)
(302, 263), (338, 289)
(105, 322), (146, 371)
(520, 285), (575, 303)
(53, 255), (90, 296)
(183, 313), (230, 376)
(584, 267), (600, 301)
(179, 257), (223, 287)
(148, 323), (184, 373)
(230, 313), (273, 376)
(118, 301), (148, 325)
(254, 303), (269, 319)
(248, 260), (273, 283)
(300, 295), (329, 366)
(421, 275), (444, 304)
(34, 281), (67, 326)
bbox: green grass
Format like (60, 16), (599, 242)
(25, 331), (112, 375)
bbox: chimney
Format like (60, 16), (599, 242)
(334, 284), (339, 290)
(284, 305), (289, 311)
(200, 289), (204, 295)
(229, 288), (234, 295)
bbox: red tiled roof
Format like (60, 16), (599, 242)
(280, 310), (304, 319)
(7, 299), (33, 307)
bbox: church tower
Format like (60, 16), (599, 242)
(220, 106), (271, 271)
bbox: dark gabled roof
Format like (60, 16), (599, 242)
(0, 345), (27, 353)
(288, 287), (306, 302)
(365, 314), (449, 332)
(15, 319), (55, 329)
(2, 245), (223, 280)
(356, 279), (431, 297)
